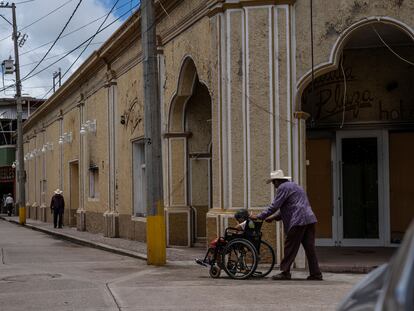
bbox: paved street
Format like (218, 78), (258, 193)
(0, 220), (363, 311)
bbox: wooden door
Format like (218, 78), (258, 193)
(389, 132), (414, 243)
(306, 138), (333, 239)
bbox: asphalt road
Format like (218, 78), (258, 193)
(0, 220), (364, 311)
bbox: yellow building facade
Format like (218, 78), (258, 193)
(23, 0), (414, 264)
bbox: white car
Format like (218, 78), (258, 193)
(338, 220), (414, 311)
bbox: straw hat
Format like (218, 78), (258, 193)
(54, 189), (63, 195)
(266, 170), (291, 184)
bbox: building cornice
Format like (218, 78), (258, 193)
(207, 0), (296, 17)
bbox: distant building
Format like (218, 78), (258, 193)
(0, 97), (44, 207)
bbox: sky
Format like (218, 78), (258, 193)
(0, 0), (140, 99)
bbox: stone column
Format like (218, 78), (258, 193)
(39, 128), (47, 221)
(103, 71), (119, 238)
(293, 111), (310, 269)
(77, 100), (87, 231)
(164, 132), (192, 247)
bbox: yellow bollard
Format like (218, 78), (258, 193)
(146, 200), (166, 265)
(19, 206), (26, 225)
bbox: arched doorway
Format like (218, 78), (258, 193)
(301, 20), (414, 247)
(185, 81), (212, 244)
(166, 57), (212, 246)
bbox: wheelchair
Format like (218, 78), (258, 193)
(197, 220), (275, 280)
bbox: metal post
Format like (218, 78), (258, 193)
(11, 3), (26, 224)
(141, 0), (166, 265)
(58, 68), (61, 87)
(53, 68), (61, 93)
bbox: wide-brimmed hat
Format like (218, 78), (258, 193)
(54, 189), (63, 194)
(266, 170), (291, 184)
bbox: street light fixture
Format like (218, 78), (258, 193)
(59, 132), (72, 145)
(80, 119), (96, 135)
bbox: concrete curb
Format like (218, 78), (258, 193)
(320, 265), (376, 274)
(0, 216), (147, 261)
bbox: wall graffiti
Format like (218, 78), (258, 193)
(124, 97), (143, 135)
(305, 84), (375, 121)
(302, 62), (414, 124)
(379, 100), (414, 121)
(313, 66), (356, 88)
(122, 80), (143, 135)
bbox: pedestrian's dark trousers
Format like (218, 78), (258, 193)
(6, 203), (13, 216)
(280, 223), (321, 276)
(53, 210), (63, 228)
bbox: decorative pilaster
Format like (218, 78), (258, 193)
(103, 70), (119, 238)
(293, 111), (310, 269)
(40, 128), (47, 221)
(294, 111), (310, 187)
(77, 98), (87, 231)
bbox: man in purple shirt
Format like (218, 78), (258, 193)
(251, 170), (322, 281)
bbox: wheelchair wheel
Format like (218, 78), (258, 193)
(253, 240), (275, 278)
(223, 238), (257, 279)
(209, 265), (221, 278)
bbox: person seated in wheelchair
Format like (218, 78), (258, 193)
(196, 209), (256, 267)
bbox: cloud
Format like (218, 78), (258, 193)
(0, 0), (138, 98)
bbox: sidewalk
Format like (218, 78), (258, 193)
(0, 215), (203, 262)
(0, 215), (394, 272)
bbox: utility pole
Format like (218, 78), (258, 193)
(141, 0), (166, 265)
(0, 2), (26, 224)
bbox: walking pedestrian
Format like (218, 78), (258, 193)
(250, 170), (323, 281)
(5, 193), (14, 216)
(50, 189), (65, 229)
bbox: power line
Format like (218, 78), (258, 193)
(41, 0), (123, 98)
(0, 5), (138, 93)
(372, 25), (414, 66)
(20, 42), (104, 67)
(63, 2), (122, 80)
(22, 0), (84, 80)
(0, 0), (74, 42)
(22, 85), (53, 89)
(20, 0), (73, 32)
(0, 14), (12, 26)
(19, 0), (134, 56)
(15, 0), (36, 4)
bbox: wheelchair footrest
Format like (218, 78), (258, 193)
(195, 258), (209, 267)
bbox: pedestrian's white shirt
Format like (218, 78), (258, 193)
(5, 197), (13, 204)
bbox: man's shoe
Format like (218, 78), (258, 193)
(271, 272), (291, 280)
(307, 274), (323, 281)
